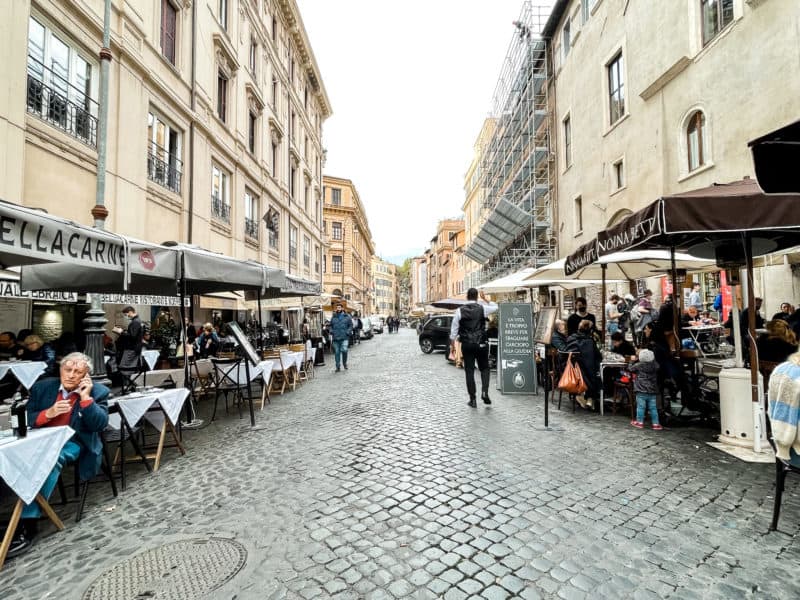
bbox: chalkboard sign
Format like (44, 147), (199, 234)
(533, 306), (558, 345)
(227, 321), (260, 366)
(498, 303), (536, 395)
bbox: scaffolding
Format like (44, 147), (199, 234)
(465, 2), (555, 285)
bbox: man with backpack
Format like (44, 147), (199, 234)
(450, 288), (498, 407)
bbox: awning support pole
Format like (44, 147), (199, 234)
(600, 263), (607, 347)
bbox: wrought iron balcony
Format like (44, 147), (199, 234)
(211, 195), (231, 223)
(26, 58), (98, 147)
(147, 144), (182, 194)
(244, 217), (259, 240)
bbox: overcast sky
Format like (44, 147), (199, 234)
(297, 0), (553, 265)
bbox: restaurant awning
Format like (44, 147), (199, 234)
(0, 199), (129, 271)
(20, 239), (181, 295)
(749, 119), (800, 194)
(279, 274), (321, 297)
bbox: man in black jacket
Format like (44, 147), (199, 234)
(450, 288), (498, 407)
(113, 306), (144, 371)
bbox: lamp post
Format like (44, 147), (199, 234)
(84, 0), (113, 382)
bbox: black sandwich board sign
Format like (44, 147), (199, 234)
(498, 302), (536, 395)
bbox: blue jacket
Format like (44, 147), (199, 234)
(330, 312), (353, 341)
(27, 378), (110, 481)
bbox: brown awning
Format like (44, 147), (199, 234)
(595, 178), (800, 259)
(563, 240), (598, 276)
(749, 119), (800, 194)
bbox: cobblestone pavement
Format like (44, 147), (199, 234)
(2, 329), (800, 599)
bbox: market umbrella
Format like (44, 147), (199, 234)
(569, 178), (800, 451)
(429, 298), (470, 310)
(749, 119), (800, 194)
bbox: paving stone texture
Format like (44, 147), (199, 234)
(2, 329), (800, 599)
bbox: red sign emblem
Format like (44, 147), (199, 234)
(139, 250), (156, 271)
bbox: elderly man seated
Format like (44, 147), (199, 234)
(4, 352), (109, 558)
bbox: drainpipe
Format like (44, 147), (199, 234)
(84, 0), (113, 381)
(187, 0), (197, 245)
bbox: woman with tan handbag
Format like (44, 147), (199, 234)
(565, 319), (602, 409)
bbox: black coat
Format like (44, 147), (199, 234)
(566, 332), (602, 399)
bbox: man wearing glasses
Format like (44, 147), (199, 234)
(4, 352), (109, 558)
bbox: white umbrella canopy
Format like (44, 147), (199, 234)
(479, 268), (537, 293)
(525, 250), (717, 282)
(482, 267), (616, 292)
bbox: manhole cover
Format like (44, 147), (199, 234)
(82, 538), (246, 600)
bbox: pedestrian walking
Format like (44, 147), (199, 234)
(629, 348), (662, 430)
(330, 304), (353, 371)
(450, 288), (498, 407)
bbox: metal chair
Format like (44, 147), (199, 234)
(210, 358), (254, 425)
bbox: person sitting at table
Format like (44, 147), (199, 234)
(3, 352), (109, 558)
(0, 331), (24, 361)
(757, 320), (798, 364)
(610, 331), (636, 359)
(767, 350), (800, 468)
(21, 334), (58, 378)
(772, 302), (794, 323)
(195, 323), (221, 358)
(680, 306), (701, 340)
(566, 319), (602, 410)
(550, 319), (569, 352)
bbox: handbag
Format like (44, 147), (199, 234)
(558, 353), (588, 395)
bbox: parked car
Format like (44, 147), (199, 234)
(418, 315), (453, 354)
(360, 317), (374, 340)
(372, 317), (384, 334)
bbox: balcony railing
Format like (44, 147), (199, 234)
(211, 195), (230, 223)
(26, 57), (98, 147)
(245, 217), (259, 240)
(147, 144), (182, 194)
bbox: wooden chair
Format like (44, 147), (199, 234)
(263, 350), (289, 395)
(612, 379), (635, 417)
(281, 349), (298, 391)
(291, 344), (309, 383)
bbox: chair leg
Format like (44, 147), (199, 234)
(57, 476), (67, 506)
(102, 439), (118, 498)
(76, 481), (89, 523)
(771, 462), (788, 531)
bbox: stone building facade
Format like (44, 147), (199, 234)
(1, 0), (330, 281)
(371, 257), (397, 316)
(544, 0), (800, 317)
(321, 175), (375, 313)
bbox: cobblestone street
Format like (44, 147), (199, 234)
(3, 329), (800, 599)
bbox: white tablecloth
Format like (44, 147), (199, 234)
(108, 388), (189, 431)
(246, 360), (277, 384)
(142, 350), (161, 370)
(0, 426), (74, 504)
(0, 361), (47, 391)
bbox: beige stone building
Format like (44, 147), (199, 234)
(411, 255), (428, 307)
(322, 175), (374, 313)
(545, 0), (800, 313)
(462, 118), (495, 290)
(1, 0), (329, 287)
(371, 257), (397, 316)
(446, 228), (467, 298)
(426, 218), (464, 303)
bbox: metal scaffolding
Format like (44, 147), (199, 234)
(465, 2), (555, 285)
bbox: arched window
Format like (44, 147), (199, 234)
(686, 111), (707, 171)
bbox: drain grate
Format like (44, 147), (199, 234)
(82, 538), (246, 600)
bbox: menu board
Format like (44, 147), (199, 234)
(227, 321), (260, 366)
(533, 307), (558, 345)
(498, 303), (536, 395)
(0, 298), (31, 335)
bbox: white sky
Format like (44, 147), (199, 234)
(297, 1), (553, 264)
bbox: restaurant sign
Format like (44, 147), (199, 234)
(0, 206), (126, 267)
(564, 241), (598, 276)
(90, 293), (185, 307)
(498, 303), (536, 395)
(596, 203), (661, 257)
(0, 279), (77, 302)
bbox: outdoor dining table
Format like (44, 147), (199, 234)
(108, 387), (189, 474)
(686, 324), (727, 358)
(141, 349), (161, 371)
(0, 426), (73, 569)
(0, 361), (47, 392)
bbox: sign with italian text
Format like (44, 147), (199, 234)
(498, 303), (536, 395)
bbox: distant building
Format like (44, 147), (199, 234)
(322, 176), (375, 314)
(427, 219), (464, 303)
(371, 257), (397, 316)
